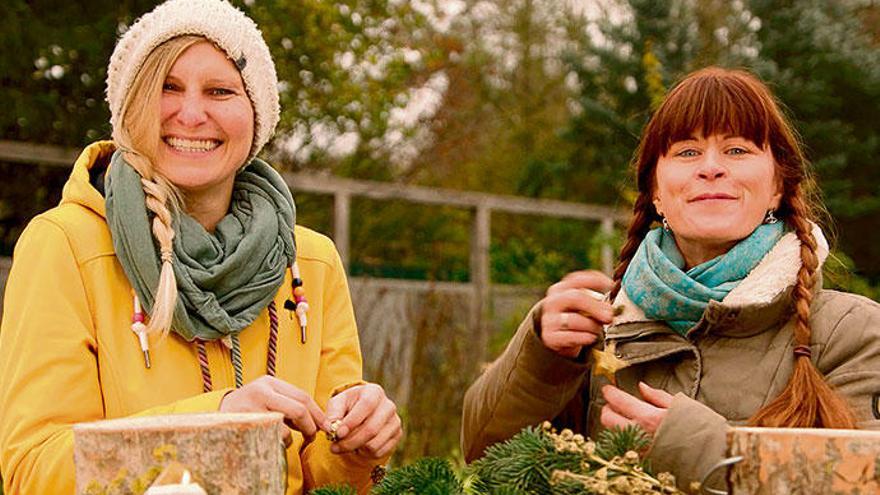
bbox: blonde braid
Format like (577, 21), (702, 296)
(140, 174), (179, 336)
(749, 190), (856, 428)
(112, 36), (200, 336)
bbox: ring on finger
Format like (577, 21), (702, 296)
(560, 312), (570, 331)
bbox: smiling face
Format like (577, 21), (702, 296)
(155, 41), (254, 196)
(653, 133), (782, 254)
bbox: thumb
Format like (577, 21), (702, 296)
(638, 381), (673, 409)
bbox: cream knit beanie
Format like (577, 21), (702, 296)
(106, 0), (280, 159)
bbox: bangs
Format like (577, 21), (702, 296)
(652, 70), (772, 155)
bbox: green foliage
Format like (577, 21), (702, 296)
(468, 426), (582, 494)
(747, 0), (880, 282)
(325, 424), (683, 494)
(824, 250), (880, 301)
(372, 457), (464, 495)
(594, 424), (651, 461)
(310, 485), (357, 495)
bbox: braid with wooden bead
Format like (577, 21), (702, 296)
(749, 190), (856, 428)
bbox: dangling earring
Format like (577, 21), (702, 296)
(764, 209), (778, 224)
(662, 216), (671, 232)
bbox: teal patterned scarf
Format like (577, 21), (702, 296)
(622, 223), (784, 335)
(105, 150), (296, 342)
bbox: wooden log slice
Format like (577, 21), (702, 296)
(73, 412), (285, 495)
(727, 427), (880, 494)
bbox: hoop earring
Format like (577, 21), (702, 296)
(662, 216), (670, 232)
(765, 209), (778, 224)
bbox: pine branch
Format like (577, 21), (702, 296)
(468, 425), (582, 494)
(372, 457), (464, 495)
(595, 424), (651, 461)
(309, 485), (357, 495)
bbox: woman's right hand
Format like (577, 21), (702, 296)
(540, 270), (614, 358)
(219, 375), (328, 441)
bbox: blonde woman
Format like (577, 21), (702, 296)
(462, 67), (880, 491)
(0, 1), (400, 493)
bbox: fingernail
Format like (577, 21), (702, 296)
(330, 444), (340, 454)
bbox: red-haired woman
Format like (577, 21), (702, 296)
(461, 67), (880, 489)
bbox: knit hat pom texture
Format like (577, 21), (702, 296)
(106, 0), (280, 159)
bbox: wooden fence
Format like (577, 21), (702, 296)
(0, 140), (627, 357)
(0, 140), (628, 460)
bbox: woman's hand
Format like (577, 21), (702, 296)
(600, 382), (673, 434)
(219, 375), (328, 440)
(540, 270), (614, 358)
(324, 383), (402, 459)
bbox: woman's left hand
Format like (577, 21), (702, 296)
(324, 383), (402, 459)
(600, 382), (673, 435)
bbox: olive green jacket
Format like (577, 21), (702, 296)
(461, 226), (880, 490)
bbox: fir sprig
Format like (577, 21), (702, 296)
(595, 424), (651, 460)
(309, 423), (689, 495)
(371, 457), (464, 495)
(468, 425), (583, 494)
(309, 485), (357, 495)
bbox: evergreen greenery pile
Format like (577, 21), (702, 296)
(312, 422), (688, 495)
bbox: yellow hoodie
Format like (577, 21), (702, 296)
(0, 142), (379, 494)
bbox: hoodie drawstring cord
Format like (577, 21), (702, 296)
(132, 263), (305, 393)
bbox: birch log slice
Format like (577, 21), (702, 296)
(73, 412), (286, 495)
(727, 427), (880, 494)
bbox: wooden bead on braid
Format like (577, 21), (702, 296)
(792, 344), (812, 358)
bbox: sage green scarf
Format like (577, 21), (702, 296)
(105, 151), (296, 342)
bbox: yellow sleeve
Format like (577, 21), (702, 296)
(300, 242), (387, 494)
(0, 219), (228, 495)
(0, 218), (101, 494)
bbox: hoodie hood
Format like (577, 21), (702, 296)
(59, 141), (116, 220)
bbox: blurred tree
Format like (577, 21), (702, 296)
(558, 0), (761, 207)
(250, 0), (443, 179)
(748, 0), (880, 281)
(404, 0), (580, 195)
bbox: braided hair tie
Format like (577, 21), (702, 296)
(793, 344), (812, 359)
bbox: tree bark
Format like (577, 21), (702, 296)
(727, 427), (880, 494)
(73, 412), (286, 495)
